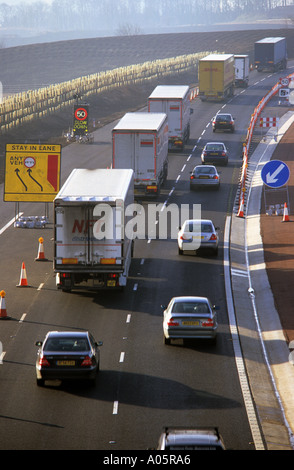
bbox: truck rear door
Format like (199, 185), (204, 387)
(55, 204), (122, 268)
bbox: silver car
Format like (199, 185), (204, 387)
(177, 219), (219, 255)
(157, 427), (225, 450)
(190, 165), (220, 190)
(162, 296), (218, 344)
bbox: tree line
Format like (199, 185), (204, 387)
(1, 0), (294, 35)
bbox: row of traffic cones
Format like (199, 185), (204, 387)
(237, 199), (291, 221)
(0, 238), (48, 320)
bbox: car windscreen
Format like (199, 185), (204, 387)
(206, 144), (224, 151)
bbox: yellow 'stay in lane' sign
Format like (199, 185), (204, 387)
(4, 144), (61, 202)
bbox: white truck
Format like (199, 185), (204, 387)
(112, 112), (168, 197)
(147, 85), (192, 151)
(54, 168), (134, 291)
(234, 55), (250, 87)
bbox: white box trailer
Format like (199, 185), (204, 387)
(234, 55), (250, 87)
(54, 168), (134, 291)
(147, 85), (192, 151)
(112, 112), (168, 197)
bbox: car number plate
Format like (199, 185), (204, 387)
(193, 235), (204, 239)
(199, 176), (209, 179)
(182, 321), (199, 326)
(107, 280), (116, 287)
(57, 360), (75, 366)
(210, 152), (218, 155)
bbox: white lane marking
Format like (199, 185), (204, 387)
(169, 188), (175, 197)
(140, 259), (145, 265)
(181, 164), (186, 172)
(0, 351), (5, 365)
(0, 213), (23, 235)
(19, 313), (27, 323)
(113, 401), (119, 415)
(126, 314), (131, 323)
(37, 283), (44, 291)
(224, 216), (265, 450)
(133, 283), (138, 291)
(176, 175), (181, 183)
(119, 352), (125, 363)
(187, 154), (192, 161)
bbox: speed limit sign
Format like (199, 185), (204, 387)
(74, 107), (88, 121)
(280, 77), (289, 87)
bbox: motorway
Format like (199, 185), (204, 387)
(0, 67), (291, 451)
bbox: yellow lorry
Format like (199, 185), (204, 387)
(198, 54), (235, 101)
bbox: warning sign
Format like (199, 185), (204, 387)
(4, 144), (61, 202)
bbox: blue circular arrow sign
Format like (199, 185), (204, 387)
(261, 160), (290, 188)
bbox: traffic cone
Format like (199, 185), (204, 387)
(282, 203), (290, 222)
(35, 237), (48, 261)
(17, 262), (31, 287)
(237, 194), (245, 218)
(0, 290), (9, 320)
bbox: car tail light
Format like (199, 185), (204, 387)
(230, 121), (234, 125)
(221, 152), (226, 156)
(167, 318), (179, 326)
(81, 355), (93, 367)
(213, 175), (219, 180)
(190, 175), (195, 180)
(209, 234), (217, 241)
(39, 356), (50, 367)
(202, 319), (215, 327)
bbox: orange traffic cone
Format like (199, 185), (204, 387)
(282, 203), (290, 222)
(35, 237), (48, 261)
(237, 194), (245, 218)
(0, 290), (9, 320)
(17, 262), (31, 287)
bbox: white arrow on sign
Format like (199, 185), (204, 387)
(266, 163), (285, 184)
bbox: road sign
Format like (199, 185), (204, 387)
(261, 160), (290, 188)
(280, 77), (289, 87)
(4, 143), (61, 202)
(73, 104), (89, 136)
(279, 88), (290, 98)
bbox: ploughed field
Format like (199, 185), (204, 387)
(1, 28), (294, 157)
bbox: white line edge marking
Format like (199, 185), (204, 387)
(0, 213), (23, 235)
(224, 216), (265, 450)
(19, 313), (27, 323)
(37, 283), (44, 291)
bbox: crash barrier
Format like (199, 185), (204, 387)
(236, 72), (294, 218)
(0, 51), (214, 135)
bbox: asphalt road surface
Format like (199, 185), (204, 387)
(0, 66), (291, 451)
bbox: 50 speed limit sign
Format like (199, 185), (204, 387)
(74, 107), (88, 121)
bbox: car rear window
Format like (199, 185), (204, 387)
(44, 337), (90, 351)
(216, 115), (230, 121)
(172, 302), (209, 313)
(206, 144), (224, 151)
(184, 222), (213, 232)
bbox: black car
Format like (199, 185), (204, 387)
(201, 142), (228, 166)
(212, 113), (235, 133)
(35, 331), (103, 386)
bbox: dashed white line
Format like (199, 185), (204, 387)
(19, 313), (27, 323)
(37, 283), (44, 291)
(187, 154), (192, 161)
(169, 188), (175, 196)
(0, 351), (5, 365)
(181, 164), (186, 172)
(133, 283), (138, 291)
(176, 175), (181, 183)
(113, 401), (119, 415)
(126, 314), (131, 323)
(119, 352), (125, 363)
(140, 258), (145, 265)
